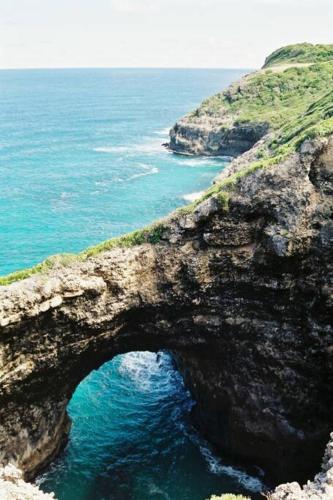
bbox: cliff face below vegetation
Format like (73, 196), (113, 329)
(0, 134), (332, 491)
(169, 116), (268, 156)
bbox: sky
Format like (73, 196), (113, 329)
(0, 0), (332, 69)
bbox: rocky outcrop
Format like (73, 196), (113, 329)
(0, 465), (54, 499)
(169, 115), (268, 156)
(167, 45), (333, 160)
(0, 136), (332, 488)
(270, 434), (333, 499)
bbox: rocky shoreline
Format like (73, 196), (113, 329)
(0, 465), (54, 499)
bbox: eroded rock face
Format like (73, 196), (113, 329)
(0, 137), (332, 486)
(169, 115), (268, 156)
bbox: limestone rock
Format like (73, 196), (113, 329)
(0, 465), (54, 499)
(169, 115), (268, 156)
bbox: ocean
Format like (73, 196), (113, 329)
(0, 67), (263, 499)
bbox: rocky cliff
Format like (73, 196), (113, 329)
(0, 133), (332, 489)
(168, 44), (333, 157)
(169, 115), (268, 156)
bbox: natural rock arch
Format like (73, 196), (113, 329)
(0, 138), (332, 485)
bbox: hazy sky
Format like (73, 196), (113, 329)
(0, 0), (332, 69)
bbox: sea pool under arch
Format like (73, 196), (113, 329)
(38, 351), (263, 500)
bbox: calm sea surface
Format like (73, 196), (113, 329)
(0, 68), (263, 499)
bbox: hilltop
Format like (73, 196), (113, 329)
(263, 43), (333, 68)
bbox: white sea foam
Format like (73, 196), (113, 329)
(93, 164), (158, 186)
(182, 191), (204, 202)
(130, 141), (165, 154)
(94, 140), (166, 156)
(127, 163), (159, 181)
(128, 167), (159, 181)
(176, 156), (231, 168)
(195, 438), (264, 492)
(118, 351), (176, 393)
(154, 127), (171, 137)
(94, 146), (129, 153)
(147, 481), (171, 499)
(51, 191), (75, 212)
(179, 158), (212, 167)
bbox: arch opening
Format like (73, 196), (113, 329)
(36, 350), (264, 500)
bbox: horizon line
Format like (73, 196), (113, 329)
(0, 65), (255, 72)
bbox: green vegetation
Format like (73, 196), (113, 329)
(189, 88), (333, 211)
(270, 90), (333, 151)
(195, 62), (333, 130)
(187, 45), (333, 210)
(263, 43), (333, 68)
(1, 43), (333, 286)
(81, 222), (166, 258)
(0, 222), (167, 286)
(0, 254), (78, 287)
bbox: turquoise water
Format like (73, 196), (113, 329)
(0, 68), (244, 275)
(0, 68), (264, 499)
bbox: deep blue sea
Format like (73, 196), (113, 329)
(0, 68), (264, 499)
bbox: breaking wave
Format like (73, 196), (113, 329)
(94, 139), (167, 156)
(182, 191), (204, 202)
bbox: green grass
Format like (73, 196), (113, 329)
(195, 62), (333, 131)
(186, 84), (333, 214)
(270, 90), (333, 150)
(81, 222), (166, 258)
(0, 223), (167, 286)
(0, 254), (80, 287)
(263, 43), (333, 68)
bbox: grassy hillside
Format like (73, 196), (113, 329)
(192, 88), (333, 208)
(192, 60), (333, 131)
(263, 43), (333, 68)
(184, 43), (333, 184)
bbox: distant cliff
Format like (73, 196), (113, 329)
(168, 43), (333, 157)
